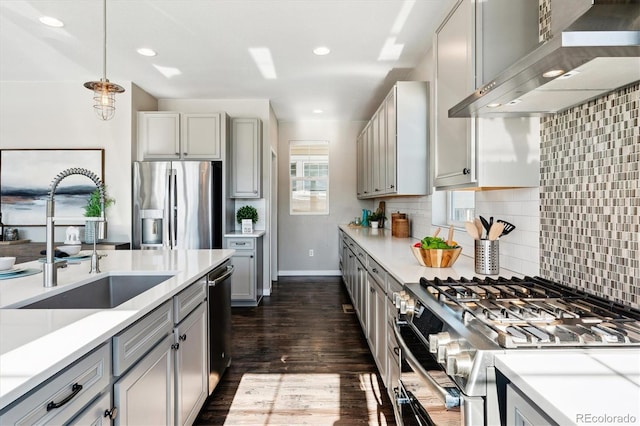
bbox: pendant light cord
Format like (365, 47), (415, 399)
(102, 0), (107, 80)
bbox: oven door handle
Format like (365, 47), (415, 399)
(393, 323), (461, 409)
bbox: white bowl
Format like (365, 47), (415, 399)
(57, 245), (82, 256)
(0, 257), (16, 271)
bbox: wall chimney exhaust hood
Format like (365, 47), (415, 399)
(449, 2), (640, 118)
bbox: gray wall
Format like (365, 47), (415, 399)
(277, 120), (367, 275)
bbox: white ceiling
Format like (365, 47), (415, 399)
(0, 0), (452, 122)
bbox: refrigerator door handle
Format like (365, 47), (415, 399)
(166, 168), (173, 249)
(169, 168), (178, 248)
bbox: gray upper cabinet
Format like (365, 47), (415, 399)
(229, 118), (262, 198)
(434, 0), (540, 190)
(138, 112), (224, 161)
(357, 81), (429, 199)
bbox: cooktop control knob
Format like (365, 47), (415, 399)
(399, 294), (412, 314)
(441, 341), (461, 365)
(396, 291), (407, 307)
(428, 332), (451, 354)
(447, 352), (472, 378)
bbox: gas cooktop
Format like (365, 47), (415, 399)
(418, 276), (640, 349)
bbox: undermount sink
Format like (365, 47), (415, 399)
(20, 274), (174, 309)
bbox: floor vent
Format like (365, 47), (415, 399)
(342, 304), (355, 314)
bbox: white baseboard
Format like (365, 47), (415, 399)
(278, 270), (342, 276)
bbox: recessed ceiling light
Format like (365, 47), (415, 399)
(543, 69), (565, 78)
(506, 99), (522, 106)
(313, 109), (323, 114)
(39, 16), (64, 27)
(313, 46), (331, 56)
(557, 70), (580, 79)
(137, 48), (157, 57)
(487, 103), (501, 108)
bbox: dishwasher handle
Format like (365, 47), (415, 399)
(208, 264), (234, 287)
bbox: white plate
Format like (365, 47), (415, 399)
(0, 266), (26, 276)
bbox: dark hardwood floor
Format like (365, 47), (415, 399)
(195, 277), (397, 425)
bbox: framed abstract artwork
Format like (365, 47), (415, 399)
(0, 148), (105, 225)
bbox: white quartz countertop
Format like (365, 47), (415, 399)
(495, 349), (640, 425)
(339, 225), (521, 284)
(0, 249), (234, 409)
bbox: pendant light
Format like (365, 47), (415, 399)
(83, 0), (124, 121)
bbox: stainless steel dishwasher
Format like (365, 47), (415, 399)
(207, 259), (233, 395)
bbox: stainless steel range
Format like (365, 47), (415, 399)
(392, 276), (640, 426)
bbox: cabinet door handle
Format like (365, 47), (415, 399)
(179, 333), (187, 342)
(171, 343), (180, 350)
(47, 383), (83, 411)
(372, 268), (378, 273)
(104, 407), (119, 420)
(462, 168), (471, 175)
(393, 347), (400, 356)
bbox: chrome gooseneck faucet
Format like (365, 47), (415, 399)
(44, 168), (105, 288)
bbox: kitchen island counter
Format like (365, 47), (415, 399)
(495, 349), (640, 425)
(0, 249), (234, 410)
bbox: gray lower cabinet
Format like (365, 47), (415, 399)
(174, 302), (208, 426)
(113, 334), (175, 425)
(227, 236), (263, 307)
(68, 391), (114, 425)
(0, 343), (112, 425)
(113, 280), (208, 426)
(340, 230), (404, 406)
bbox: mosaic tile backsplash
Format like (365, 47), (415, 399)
(540, 83), (639, 308)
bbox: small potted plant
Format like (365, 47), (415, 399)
(236, 205), (258, 234)
(83, 187), (115, 243)
(368, 211), (386, 229)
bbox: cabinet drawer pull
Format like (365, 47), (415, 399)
(372, 268), (378, 273)
(179, 333), (187, 342)
(46, 383), (83, 411)
(235, 242), (247, 245)
(104, 407), (119, 420)
(462, 168), (471, 175)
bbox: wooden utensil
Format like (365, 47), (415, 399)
(446, 225), (454, 245)
(464, 221), (479, 240)
(474, 218), (483, 239)
(432, 228), (441, 238)
(488, 222), (505, 241)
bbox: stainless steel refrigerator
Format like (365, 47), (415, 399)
(132, 161), (223, 249)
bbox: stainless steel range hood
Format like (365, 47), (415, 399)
(449, 2), (640, 118)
